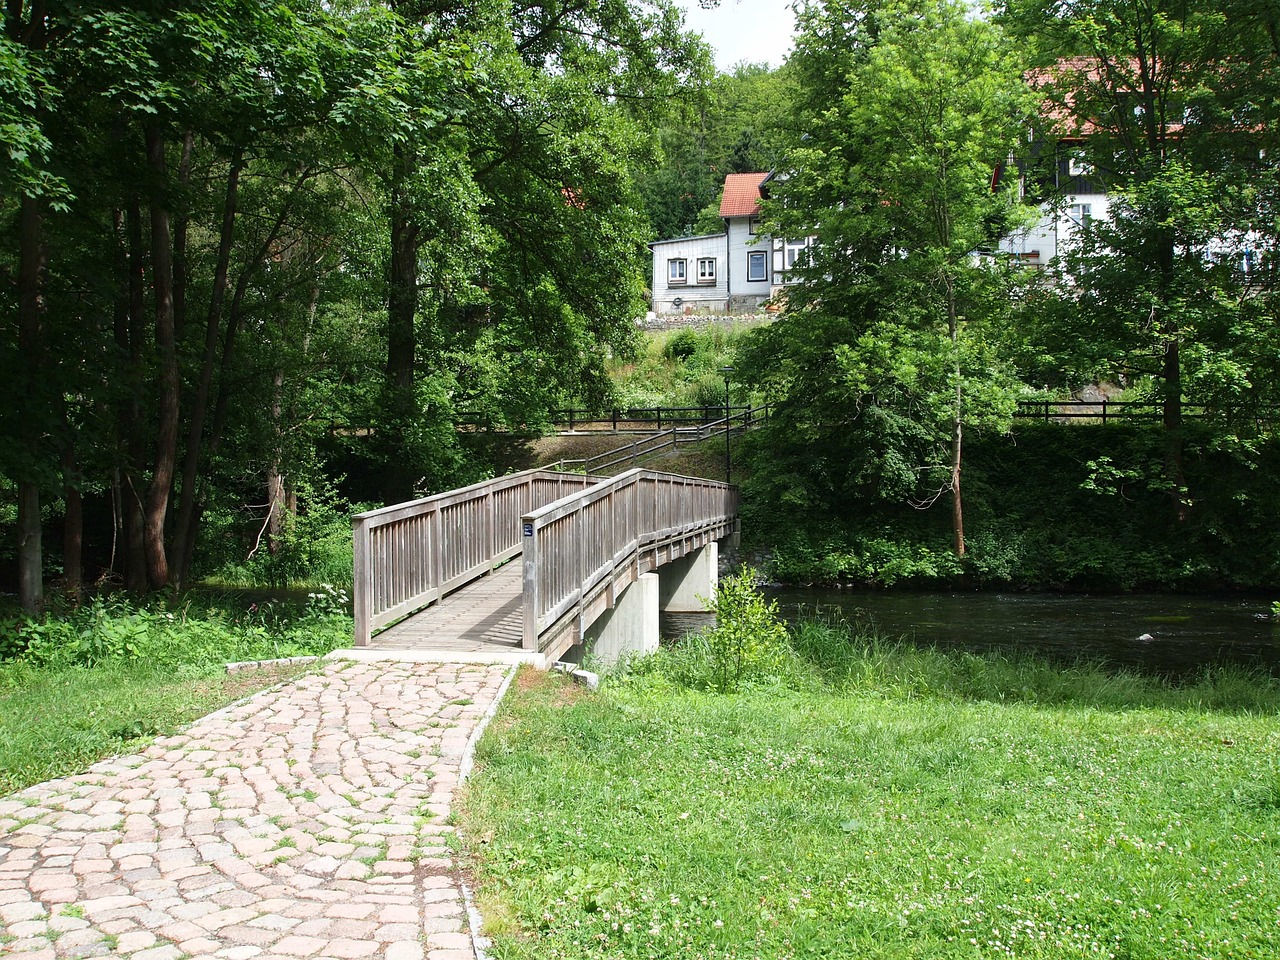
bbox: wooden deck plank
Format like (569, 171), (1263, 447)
(366, 561), (525, 655)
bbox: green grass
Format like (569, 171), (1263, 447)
(612, 321), (766, 409)
(0, 659), (317, 795)
(0, 588), (350, 795)
(463, 652), (1280, 959)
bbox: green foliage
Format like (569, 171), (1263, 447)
(697, 566), (790, 692)
(662, 329), (699, 361)
(747, 424), (1280, 590)
(747, 0), (1036, 553)
(1, 592), (349, 670)
(610, 321), (762, 408)
(633, 62), (792, 241)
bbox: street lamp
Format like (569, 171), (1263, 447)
(720, 365), (734, 484)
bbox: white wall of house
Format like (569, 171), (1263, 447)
(1000, 193), (1111, 266)
(726, 215), (772, 308)
(651, 234), (729, 314)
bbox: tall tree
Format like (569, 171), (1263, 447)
(1000, 0), (1280, 518)
(744, 0), (1031, 556)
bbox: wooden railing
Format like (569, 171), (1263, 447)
(352, 470), (598, 645)
(1013, 400), (1217, 422)
(521, 469), (738, 657)
(547, 405), (769, 475)
(457, 404), (762, 433)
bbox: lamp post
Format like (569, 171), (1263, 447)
(720, 365), (734, 484)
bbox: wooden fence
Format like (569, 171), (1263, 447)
(351, 469), (599, 645)
(521, 469), (738, 659)
(457, 404), (761, 433)
(547, 405), (769, 475)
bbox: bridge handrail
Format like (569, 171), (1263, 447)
(352, 469), (599, 645)
(548, 405), (769, 475)
(520, 469), (738, 655)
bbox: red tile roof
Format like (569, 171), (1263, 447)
(719, 172), (770, 218)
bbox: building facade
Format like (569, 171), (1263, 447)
(650, 172), (794, 315)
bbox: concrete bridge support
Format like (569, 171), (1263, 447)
(582, 572), (660, 669)
(658, 542), (718, 614)
(575, 542), (722, 671)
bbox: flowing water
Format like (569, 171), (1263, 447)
(663, 588), (1280, 679)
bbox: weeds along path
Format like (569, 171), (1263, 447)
(0, 659), (511, 960)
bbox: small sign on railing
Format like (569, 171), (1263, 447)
(523, 521), (534, 537)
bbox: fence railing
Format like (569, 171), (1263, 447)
(547, 405), (770, 475)
(457, 404), (761, 433)
(520, 469), (738, 655)
(352, 469), (599, 645)
(1014, 400), (1212, 422)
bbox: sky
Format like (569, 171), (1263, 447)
(672, 0), (797, 72)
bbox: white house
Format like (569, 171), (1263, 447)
(997, 145), (1111, 267)
(650, 172), (813, 315)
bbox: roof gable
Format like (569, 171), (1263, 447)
(719, 172), (770, 218)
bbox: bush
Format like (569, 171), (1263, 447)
(3, 591), (350, 671)
(662, 329), (699, 361)
(630, 566), (792, 693)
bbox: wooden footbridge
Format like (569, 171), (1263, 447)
(350, 468), (738, 666)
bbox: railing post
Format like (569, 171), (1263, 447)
(352, 516), (372, 646)
(522, 517), (539, 650)
(431, 506), (444, 597)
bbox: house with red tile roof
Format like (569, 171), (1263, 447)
(649, 172), (813, 315)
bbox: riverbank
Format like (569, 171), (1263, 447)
(741, 423), (1280, 593)
(462, 622), (1280, 960)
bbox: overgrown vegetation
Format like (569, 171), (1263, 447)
(463, 577), (1280, 960)
(0, 587), (350, 668)
(0, 589), (348, 793)
(744, 424), (1280, 590)
(609, 322), (765, 410)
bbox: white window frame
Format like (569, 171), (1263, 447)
(746, 251), (768, 282)
(1068, 154), (1092, 177)
(696, 257), (716, 283)
(668, 258), (687, 285)
(747, 216), (760, 235)
(1067, 203), (1092, 227)
(773, 237), (813, 282)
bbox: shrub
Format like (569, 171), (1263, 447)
(650, 568), (788, 696)
(4, 591), (350, 670)
(663, 329), (699, 361)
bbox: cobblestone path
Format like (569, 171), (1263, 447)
(0, 659), (512, 960)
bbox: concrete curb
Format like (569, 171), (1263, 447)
(224, 654), (320, 673)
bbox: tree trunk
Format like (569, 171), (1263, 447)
(171, 151), (243, 589)
(61, 440), (83, 604)
(118, 202), (149, 592)
(384, 146), (421, 504)
(144, 126), (179, 590)
(945, 272), (965, 558)
(17, 194), (46, 615)
(172, 167), (313, 584)
(172, 129), (195, 339)
(1155, 227), (1188, 521)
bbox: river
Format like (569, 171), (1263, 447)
(665, 588), (1280, 679)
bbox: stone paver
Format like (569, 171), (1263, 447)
(0, 660), (511, 960)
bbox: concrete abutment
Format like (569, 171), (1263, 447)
(573, 542), (721, 670)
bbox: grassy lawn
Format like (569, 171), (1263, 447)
(0, 591), (348, 796)
(463, 665), (1280, 959)
(0, 659), (319, 795)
